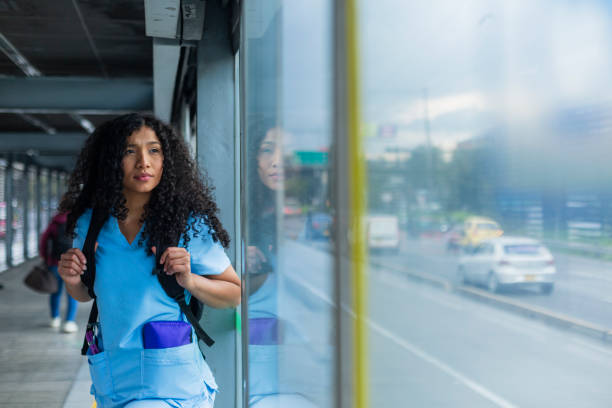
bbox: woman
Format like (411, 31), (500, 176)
(39, 211), (78, 333)
(57, 113), (241, 408)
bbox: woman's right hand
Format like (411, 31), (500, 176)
(58, 248), (87, 286)
(247, 246), (267, 273)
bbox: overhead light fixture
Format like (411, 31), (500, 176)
(69, 113), (95, 134)
(0, 33), (41, 77)
(18, 113), (57, 135)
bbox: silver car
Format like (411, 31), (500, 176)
(458, 236), (556, 294)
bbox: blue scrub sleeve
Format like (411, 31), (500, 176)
(72, 209), (93, 250)
(185, 217), (231, 276)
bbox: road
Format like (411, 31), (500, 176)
(367, 262), (612, 407)
(280, 238), (612, 407)
(374, 236), (612, 329)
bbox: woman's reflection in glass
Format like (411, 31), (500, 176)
(247, 119), (316, 408)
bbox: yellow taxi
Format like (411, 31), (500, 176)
(460, 216), (503, 249)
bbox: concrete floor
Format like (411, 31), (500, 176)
(0, 258), (93, 408)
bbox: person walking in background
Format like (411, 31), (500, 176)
(39, 212), (79, 333)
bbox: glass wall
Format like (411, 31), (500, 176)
(242, 1), (335, 407)
(360, 1), (612, 406)
(0, 161), (55, 271)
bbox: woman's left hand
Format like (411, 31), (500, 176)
(153, 246), (193, 289)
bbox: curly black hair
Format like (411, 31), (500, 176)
(59, 113), (230, 252)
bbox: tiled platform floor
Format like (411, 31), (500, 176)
(0, 258), (93, 408)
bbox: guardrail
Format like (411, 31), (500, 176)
(544, 239), (612, 259)
(371, 259), (612, 343)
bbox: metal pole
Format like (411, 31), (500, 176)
(46, 169), (52, 222)
(61, 172), (67, 198)
(5, 156), (13, 267)
(36, 166), (41, 239)
(55, 170), (60, 213)
(334, 1), (367, 407)
(23, 162), (29, 260)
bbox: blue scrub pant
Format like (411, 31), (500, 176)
(49, 265), (78, 321)
(124, 401), (179, 408)
(123, 397), (214, 408)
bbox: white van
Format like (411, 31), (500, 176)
(367, 215), (400, 252)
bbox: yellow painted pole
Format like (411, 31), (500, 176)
(345, 1), (368, 407)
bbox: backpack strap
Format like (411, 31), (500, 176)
(81, 300), (98, 355)
(80, 207), (108, 356)
(154, 243), (215, 348)
(81, 207), (108, 299)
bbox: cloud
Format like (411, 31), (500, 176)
(391, 91), (488, 126)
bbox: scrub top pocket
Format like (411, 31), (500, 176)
(141, 343), (206, 400)
(88, 351), (114, 397)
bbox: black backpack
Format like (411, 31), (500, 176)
(51, 221), (72, 260)
(79, 207), (214, 356)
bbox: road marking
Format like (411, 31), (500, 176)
(417, 289), (464, 311)
(571, 338), (612, 359)
(285, 271), (518, 408)
(564, 342), (612, 366)
(567, 270), (612, 283)
(475, 311), (548, 343)
(368, 319), (519, 408)
(375, 268), (464, 311)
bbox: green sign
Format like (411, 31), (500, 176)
(294, 151), (328, 166)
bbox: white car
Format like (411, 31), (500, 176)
(367, 215), (400, 253)
(458, 237), (556, 294)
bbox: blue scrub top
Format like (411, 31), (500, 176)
(74, 209), (231, 406)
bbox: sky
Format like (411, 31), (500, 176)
(246, 0), (612, 158)
(358, 0), (612, 156)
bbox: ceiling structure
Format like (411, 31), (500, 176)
(0, 0), (154, 170)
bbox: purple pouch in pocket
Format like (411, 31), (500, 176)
(249, 317), (279, 345)
(143, 321), (192, 349)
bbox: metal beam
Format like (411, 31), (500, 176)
(145, 0), (180, 39)
(0, 132), (87, 153)
(153, 39), (181, 123)
(0, 77), (153, 112)
(196, 1), (238, 407)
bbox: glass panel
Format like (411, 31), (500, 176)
(40, 169), (49, 232)
(11, 162), (25, 265)
(0, 161), (6, 271)
(49, 170), (58, 216)
(242, 1), (335, 407)
(27, 168), (37, 257)
(360, 1), (612, 406)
